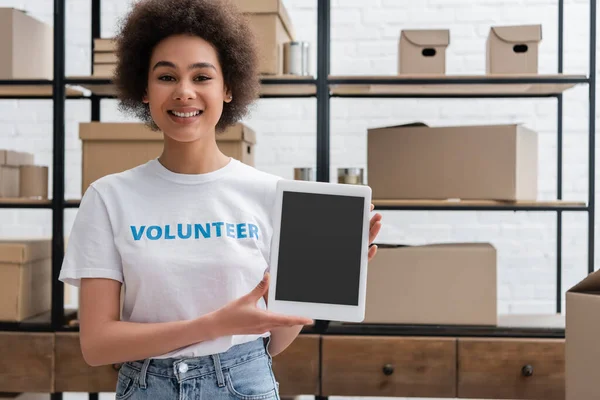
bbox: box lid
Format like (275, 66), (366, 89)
(491, 25), (542, 43)
(232, 0), (296, 39)
(401, 29), (450, 47)
(217, 123), (256, 144)
(79, 122), (164, 141)
(568, 269), (600, 294)
(0, 239), (51, 264)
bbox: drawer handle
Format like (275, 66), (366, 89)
(521, 364), (534, 377)
(382, 364), (395, 376)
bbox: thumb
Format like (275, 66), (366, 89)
(252, 273), (270, 298)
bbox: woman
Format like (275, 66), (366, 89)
(59, 0), (382, 398)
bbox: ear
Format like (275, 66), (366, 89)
(142, 89), (149, 104)
(224, 86), (232, 103)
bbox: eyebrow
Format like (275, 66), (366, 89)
(152, 61), (217, 71)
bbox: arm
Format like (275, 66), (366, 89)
(80, 273), (311, 367)
(79, 278), (220, 367)
(267, 325), (304, 357)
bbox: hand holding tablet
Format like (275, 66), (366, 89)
(267, 179), (374, 323)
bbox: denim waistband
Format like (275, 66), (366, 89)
(122, 337), (270, 386)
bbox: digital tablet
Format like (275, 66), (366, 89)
(267, 179), (372, 323)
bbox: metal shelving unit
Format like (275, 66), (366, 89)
(0, 0), (595, 399)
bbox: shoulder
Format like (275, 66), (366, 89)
(87, 161), (153, 199)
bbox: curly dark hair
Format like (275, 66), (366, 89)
(113, 0), (260, 132)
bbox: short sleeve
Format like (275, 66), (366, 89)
(59, 185), (123, 287)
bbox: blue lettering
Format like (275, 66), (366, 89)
(147, 226), (162, 240)
(164, 225), (176, 240)
(194, 224), (210, 239)
(248, 224), (259, 239)
(212, 222), (224, 237)
(236, 223), (247, 239)
(178, 224), (192, 239)
(226, 223), (236, 238)
(130, 225), (146, 241)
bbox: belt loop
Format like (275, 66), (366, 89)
(139, 359), (151, 389)
(211, 354), (225, 388)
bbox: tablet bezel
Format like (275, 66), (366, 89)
(267, 179), (372, 323)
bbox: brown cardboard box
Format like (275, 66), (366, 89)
(0, 8), (53, 79)
(232, 0), (296, 40)
(566, 269), (600, 399)
(19, 165), (48, 199)
(486, 25), (542, 75)
(0, 150), (21, 198)
(398, 29), (450, 75)
(367, 123), (538, 201)
(363, 243), (497, 326)
(0, 239), (52, 322)
(80, 122), (257, 194)
(231, 0), (295, 75)
(247, 14), (292, 75)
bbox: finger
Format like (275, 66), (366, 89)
(370, 213), (382, 230)
(251, 273), (270, 299)
(270, 313), (313, 327)
(368, 244), (378, 261)
(369, 221), (382, 244)
(370, 203), (374, 212)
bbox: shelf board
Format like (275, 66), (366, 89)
(67, 74), (317, 98)
(0, 198), (52, 209)
(329, 313), (565, 339)
(0, 309), (77, 332)
(0, 80), (85, 98)
(373, 199), (587, 211)
(329, 74), (587, 98)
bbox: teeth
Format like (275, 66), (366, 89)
(172, 110), (200, 118)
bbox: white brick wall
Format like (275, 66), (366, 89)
(0, 0), (597, 398)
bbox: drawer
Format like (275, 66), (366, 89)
(458, 338), (565, 400)
(322, 335), (456, 398)
(0, 332), (54, 392)
(272, 334), (320, 396)
(55, 332), (118, 392)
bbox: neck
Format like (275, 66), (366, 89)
(158, 135), (231, 174)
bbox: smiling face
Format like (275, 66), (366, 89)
(143, 34), (232, 143)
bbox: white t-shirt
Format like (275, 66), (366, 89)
(59, 157), (282, 358)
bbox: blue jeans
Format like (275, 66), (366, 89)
(115, 337), (281, 399)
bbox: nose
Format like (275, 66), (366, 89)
(173, 79), (196, 101)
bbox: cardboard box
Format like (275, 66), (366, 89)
(367, 123), (538, 201)
(247, 14), (292, 75)
(566, 269), (600, 400)
(398, 29), (450, 75)
(80, 122), (257, 194)
(0, 239), (52, 322)
(363, 243), (497, 326)
(232, 0), (296, 40)
(231, 0), (295, 75)
(0, 8), (53, 79)
(486, 25), (542, 75)
(19, 165), (48, 199)
(0, 150), (21, 198)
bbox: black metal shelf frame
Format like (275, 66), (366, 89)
(0, 1), (595, 399)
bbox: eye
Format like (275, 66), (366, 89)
(194, 75), (211, 82)
(158, 75), (175, 82)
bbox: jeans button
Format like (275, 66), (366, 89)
(178, 362), (189, 373)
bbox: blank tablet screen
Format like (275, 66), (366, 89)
(274, 191), (365, 306)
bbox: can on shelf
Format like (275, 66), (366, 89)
(338, 168), (364, 185)
(284, 41), (311, 76)
(294, 167), (315, 181)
